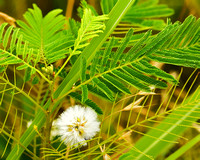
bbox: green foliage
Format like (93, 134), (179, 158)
(17, 4), (71, 64)
(0, 0), (200, 159)
(78, 0), (99, 17)
(77, 15), (200, 104)
(0, 23), (41, 81)
(72, 8), (108, 55)
(120, 86), (200, 160)
(101, 0), (174, 30)
(69, 92), (103, 114)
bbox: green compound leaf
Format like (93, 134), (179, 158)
(69, 92), (103, 115)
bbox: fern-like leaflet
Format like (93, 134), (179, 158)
(70, 15), (200, 110)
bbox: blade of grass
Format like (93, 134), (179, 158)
(165, 133), (200, 160)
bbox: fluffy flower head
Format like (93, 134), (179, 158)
(52, 105), (100, 147)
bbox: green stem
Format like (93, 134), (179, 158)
(0, 76), (47, 115)
(55, 54), (72, 78)
(166, 134), (200, 160)
(2, 49), (51, 84)
(44, 78), (56, 159)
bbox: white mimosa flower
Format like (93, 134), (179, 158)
(51, 105), (100, 147)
